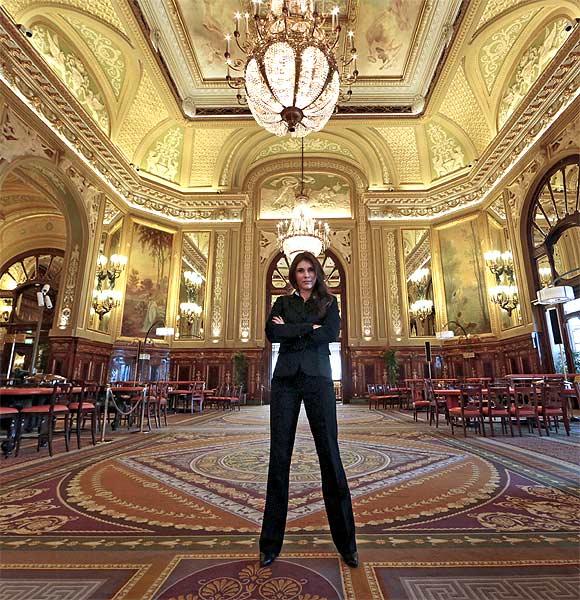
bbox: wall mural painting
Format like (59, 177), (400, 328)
(439, 220), (491, 335)
(176, 0), (348, 79)
(260, 172), (351, 219)
(358, 0), (424, 78)
(121, 223), (173, 338)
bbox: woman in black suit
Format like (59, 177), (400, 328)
(259, 251), (358, 568)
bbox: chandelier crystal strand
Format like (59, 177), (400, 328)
(225, 0), (358, 136)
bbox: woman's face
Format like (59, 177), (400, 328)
(295, 259), (317, 293)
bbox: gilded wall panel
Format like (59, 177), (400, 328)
(211, 232), (226, 339)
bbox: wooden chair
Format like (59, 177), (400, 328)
(228, 385), (243, 411)
(448, 384), (486, 437)
(483, 384), (513, 437)
(411, 380), (430, 421)
(427, 379), (449, 428)
(511, 383), (543, 436)
(16, 383), (71, 457)
(0, 407), (21, 458)
(537, 381), (570, 436)
(68, 383), (98, 448)
(190, 381), (205, 413)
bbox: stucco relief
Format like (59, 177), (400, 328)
(211, 232), (225, 339)
(63, 15), (126, 97)
(427, 123), (465, 178)
(58, 157), (102, 236)
(259, 231), (278, 265)
(385, 230), (402, 337)
(499, 18), (572, 128)
(260, 172), (351, 219)
(58, 243), (80, 329)
(0, 109), (53, 162)
(144, 126), (184, 183)
(330, 230), (352, 264)
(30, 24), (109, 133)
(255, 136), (355, 161)
(479, 11), (537, 93)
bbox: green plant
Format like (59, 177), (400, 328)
(233, 352), (249, 390)
(381, 349), (399, 386)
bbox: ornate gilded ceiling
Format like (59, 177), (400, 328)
(0, 0), (579, 221)
(136, 0), (463, 111)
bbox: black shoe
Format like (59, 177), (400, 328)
(341, 551), (359, 568)
(259, 551), (278, 567)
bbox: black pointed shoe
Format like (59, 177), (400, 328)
(341, 551), (359, 568)
(259, 551), (278, 567)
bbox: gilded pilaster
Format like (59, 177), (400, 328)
(211, 232), (226, 341)
(385, 230), (403, 339)
(239, 203), (254, 342)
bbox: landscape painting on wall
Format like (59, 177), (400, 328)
(121, 223), (173, 338)
(439, 219), (491, 334)
(260, 172), (351, 219)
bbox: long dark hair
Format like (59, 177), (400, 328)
(288, 252), (333, 317)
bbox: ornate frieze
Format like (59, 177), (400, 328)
(210, 233), (225, 339)
(58, 243), (80, 330)
(385, 231), (402, 336)
(255, 136), (356, 161)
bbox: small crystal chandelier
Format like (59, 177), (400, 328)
(277, 138), (330, 261)
(410, 299), (434, 322)
(224, 0), (358, 137)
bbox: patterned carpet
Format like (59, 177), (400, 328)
(1, 406), (579, 599)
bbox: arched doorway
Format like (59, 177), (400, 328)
(524, 154), (580, 373)
(265, 250), (347, 400)
(0, 250), (64, 377)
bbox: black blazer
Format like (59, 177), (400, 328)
(266, 293), (340, 380)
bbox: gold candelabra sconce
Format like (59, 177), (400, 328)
(408, 267), (435, 322)
(484, 250), (519, 316)
(538, 266), (553, 288)
(95, 254), (127, 290)
(91, 289), (122, 320)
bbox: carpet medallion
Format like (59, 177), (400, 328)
(1, 406), (579, 599)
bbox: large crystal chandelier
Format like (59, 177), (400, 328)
(277, 138), (330, 261)
(224, 0), (358, 137)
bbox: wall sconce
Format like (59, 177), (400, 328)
(0, 300), (12, 322)
(96, 254), (128, 290)
(538, 267), (552, 288)
(410, 298), (434, 321)
(92, 289), (122, 319)
(489, 285), (519, 316)
(483, 250), (514, 283)
(484, 249), (519, 315)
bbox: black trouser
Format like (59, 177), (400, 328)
(259, 370), (357, 556)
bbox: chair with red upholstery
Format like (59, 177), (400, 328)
(411, 380), (430, 421)
(448, 384), (486, 437)
(483, 383), (513, 437)
(511, 383), (543, 436)
(68, 383), (98, 448)
(537, 381), (570, 436)
(16, 383), (71, 457)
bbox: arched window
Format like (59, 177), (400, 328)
(527, 155), (580, 373)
